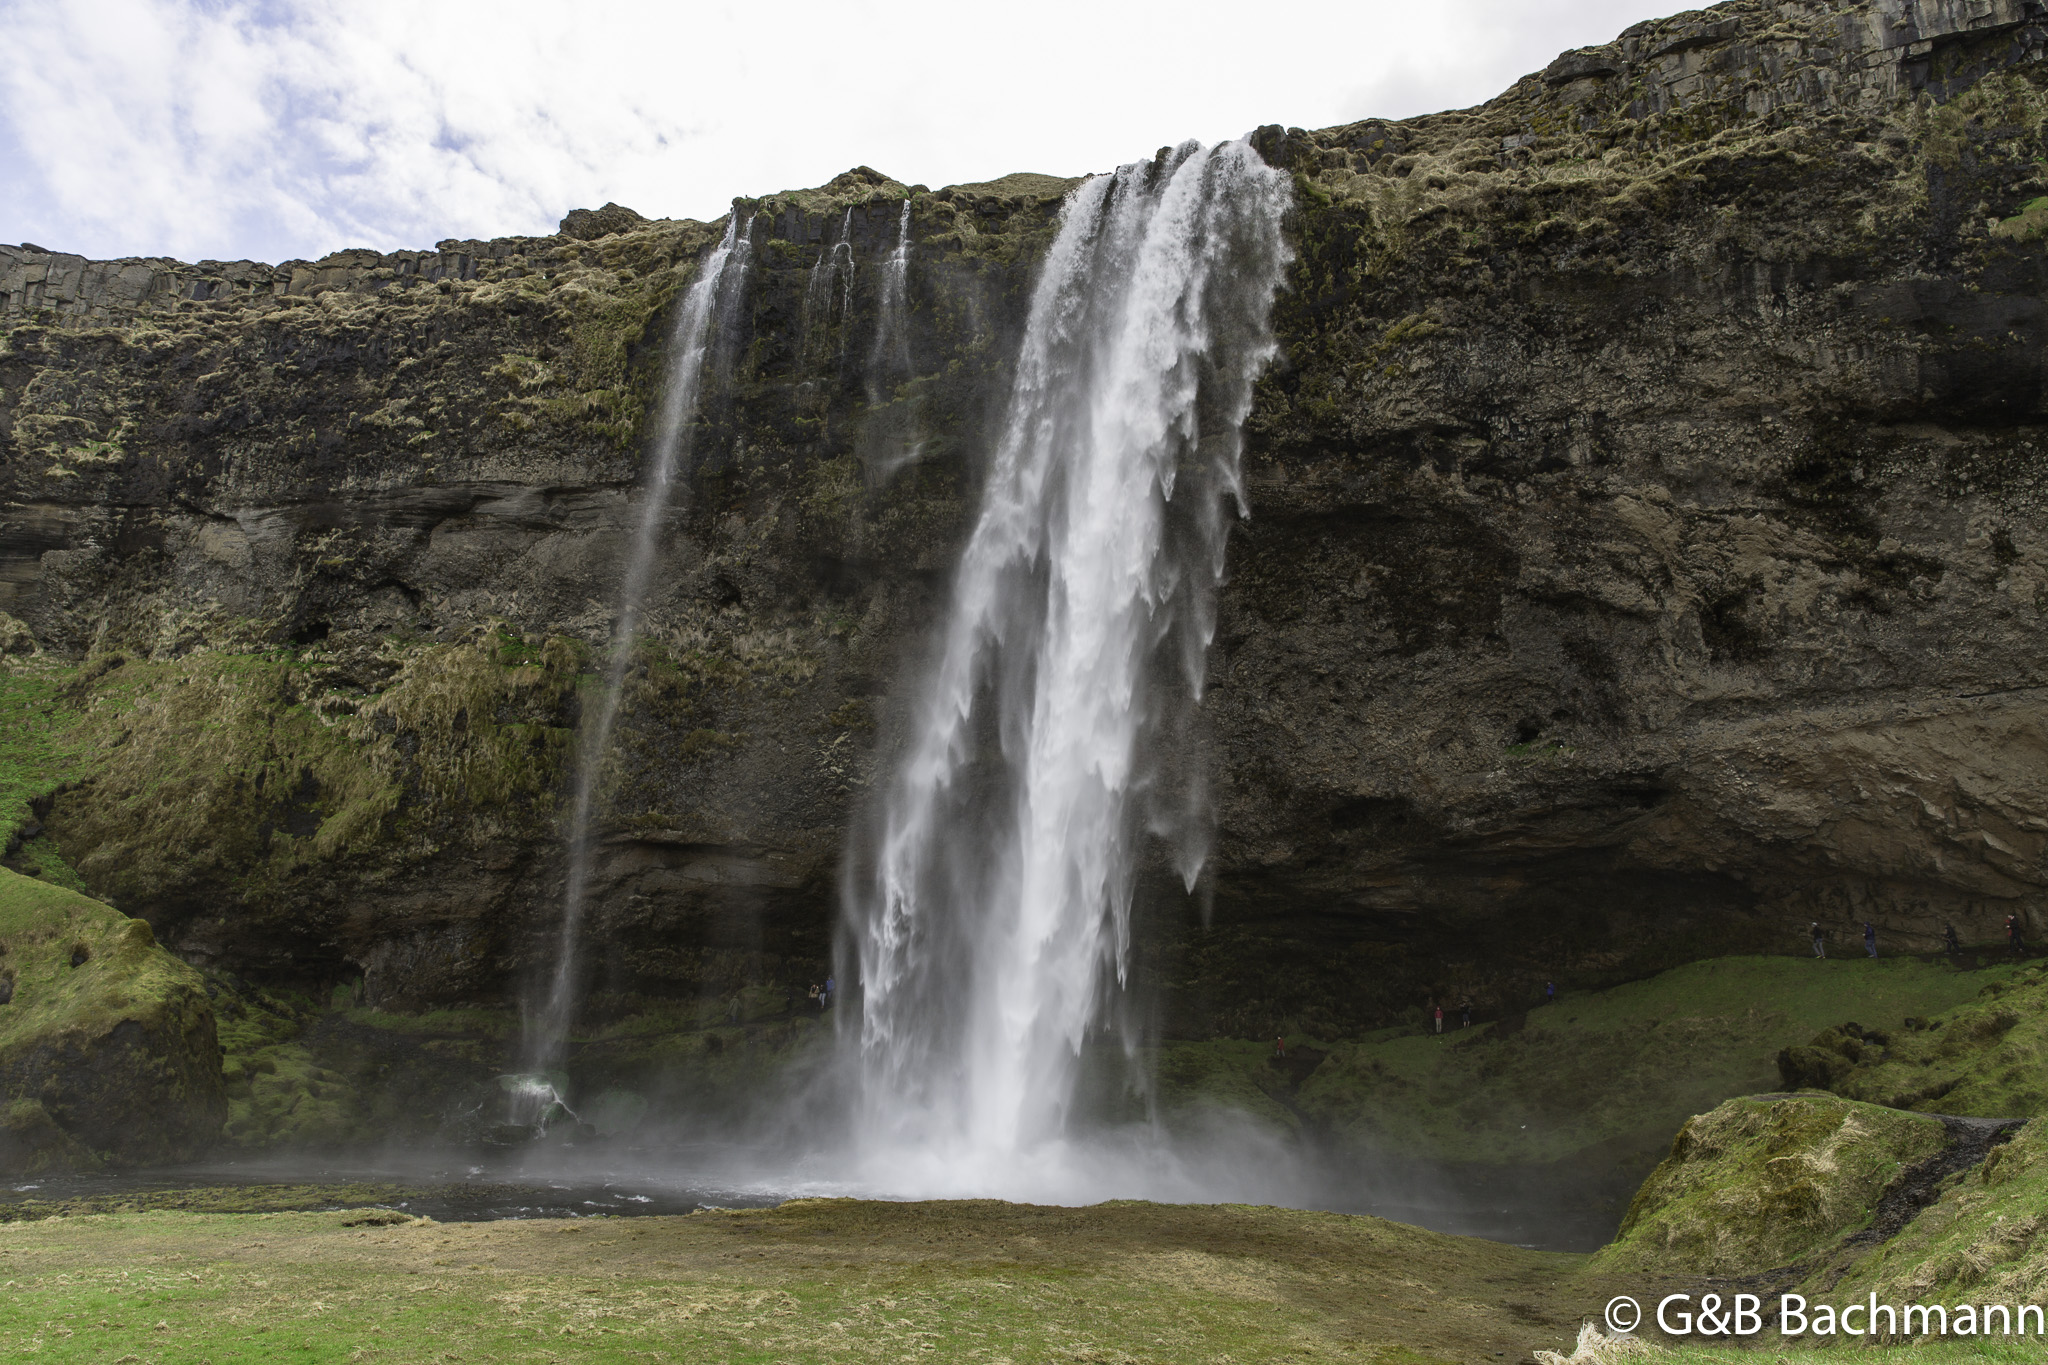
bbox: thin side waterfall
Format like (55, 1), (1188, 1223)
(842, 141), (1291, 1193)
(862, 200), (923, 475)
(801, 208), (854, 371)
(524, 211), (753, 1077)
(868, 199), (913, 395)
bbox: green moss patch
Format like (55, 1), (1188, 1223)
(0, 869), (224, 1171)
(1249, 955), (2015, 1167)
(1821, 1116), (2048, 1329)
(1778, 961), (2048, 1118)
(0, 658), (88, 849)
(1599, 1095), (1946, 1276)
(42, 630), (579, 912)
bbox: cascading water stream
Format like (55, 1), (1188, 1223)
(862, 200), (923, 475)
(841, 141), (1291, 1195)
(802, 207), (854, 372)
(524, 211), (753, 1076)
(868, 199), (913, 394)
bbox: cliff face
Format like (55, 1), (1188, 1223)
(6, 1), (2048, 1036)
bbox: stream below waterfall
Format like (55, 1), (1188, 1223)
(0, 1147), (1637, 1250)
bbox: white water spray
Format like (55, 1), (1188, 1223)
(526, 211), (753, 1073)
(842, 141), (1291, 1196)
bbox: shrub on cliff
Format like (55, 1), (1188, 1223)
(0, 868), (225, 1174)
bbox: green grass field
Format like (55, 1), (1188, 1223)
(0, 1199), (1615, 1364)
(1157, 955), (2024, 1168)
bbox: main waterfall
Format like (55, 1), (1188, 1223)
(841, 141), (1291, 1194)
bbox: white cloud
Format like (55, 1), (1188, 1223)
(0, 0), (1677, 263)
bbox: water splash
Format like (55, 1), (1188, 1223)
(841, 141), (1292, 1193)
(526, 211), (753, 1073)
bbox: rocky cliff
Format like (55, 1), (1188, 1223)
(6, 0), (2048, 1043)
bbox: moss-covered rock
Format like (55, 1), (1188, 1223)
(1818, 1115), (2048, 1337)
(1776, 961), (2048, 1117)
(1598, 1095), (1947, 1276)
(0, 868), (225, 1172)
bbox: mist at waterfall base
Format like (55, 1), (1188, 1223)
(106, 143), (1629, 1254)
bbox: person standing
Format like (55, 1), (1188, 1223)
(1434, 1004), (1444, 1034)
(1944, 922), (1962, 955)
(1863, 921), (1878, 959)
(1274, 1035), (1287, 1059)
(2009, 914), (2027, 959)
(1460, 997), (1472, 1029)
(822, 975), (836, 1009)
(1544, 980), (1556, 1006)
(1810, 921), (1826, 959)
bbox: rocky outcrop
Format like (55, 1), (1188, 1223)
(6, 0), (2048, 1036)
(0, 868), (226, 1172)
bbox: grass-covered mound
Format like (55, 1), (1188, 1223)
(0, 868), (224, 1173)
(1597, 1094), (1946, 1276)
(1820, 1116), (2048, 1335)
(1156, 956), (2018, 1169)
(1779, 960), (2048, 1117)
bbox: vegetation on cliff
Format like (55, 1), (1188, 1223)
(1156, 955), (2018, 1166)
(1779, 957), (2048, 1117)
(0, 868), (224, 1173)
(1600, 1094), (1948, 1275)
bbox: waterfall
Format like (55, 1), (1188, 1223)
(862, 200), (922, 475)
(868, 199), (913, 393)
(525, 210), (753, 1074)
(842, 141), (1291, 1190)
(801, 207), (854, 372)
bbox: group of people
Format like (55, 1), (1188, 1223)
(1807, 916), (2030, 959)
(775, 976), (837, 1017)
(1428, 996), (1477, 1034)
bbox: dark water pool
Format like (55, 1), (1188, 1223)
(2, 1145), (1630, 1251)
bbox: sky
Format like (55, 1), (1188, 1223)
(0, 0), (1676, 265)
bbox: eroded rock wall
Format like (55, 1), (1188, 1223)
(5, 4), (2048, 1035)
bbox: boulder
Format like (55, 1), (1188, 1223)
(0, 869), (224, 1173)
